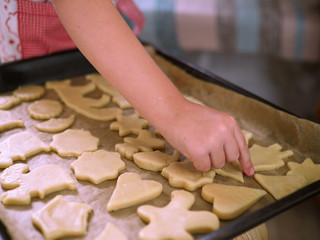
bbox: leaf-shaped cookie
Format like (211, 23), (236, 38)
(201, 183), (266, 220)
(107, 172), (162, 212)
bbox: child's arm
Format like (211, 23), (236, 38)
(52, 0), (254, 176)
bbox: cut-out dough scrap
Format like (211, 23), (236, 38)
(287, 158), (320, 185)
(214, 163), (244, 183)
(0, 110), (24, 132)
(242, 129), (253, 145)
(86, 73), (132, 109)
(50, 129), (99, 157)
(201, 183), (266, 220)
(71, 150), (126, 184)
(110, 113), (149, 136)
(34, 114), (75, 133)
(115, 130), (165, 160)
(32, 195), (92, 240)
(0, 163), (76, 205)
(13, 85), (45, 101)
(107, 172), (163, 212)
(0, 131), (50, 168)
(137, 190), (220, 240)
(95, 222), (128, 240)
(254, 174), (306, 200)
(46, 79), (121, 121)
(234, 143), (293, 172)
(0, 96), (21, 110)
(27, 99), (63, 120)
(133, 150), (180, 171)
(161, 159), (215, 191)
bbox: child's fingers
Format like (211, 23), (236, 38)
(209, 148), (225, 169)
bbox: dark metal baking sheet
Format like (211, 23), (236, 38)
(0, 47), (319, 240)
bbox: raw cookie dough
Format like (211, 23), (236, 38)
(95, 223), (128, 240)
(110, 113), (149, 136)
(107, 172), (163, 212)
(161, 159), (216, 191)
(234, 143), (293, 172)
(86, 73), (132, 109)
(0, 110), (24, 132)
(71, 150), (126, 184)
(50, 129), (99, 157)
(287, 158), (320, 185)
(46, 79), (121, 121)
(32, 195), (92, 240)
(215, 163), (244, 183)
(0, 95), (21, 110)
(201, 183), (267, 220)
(34, 115), (75, 133)
(133, 150), (180, 171)
(137, 190), (220, 240)
(0, 163), (76, 205)
(115, 130), (166, 160)
(254, 174), (307, 200)
(242, 129), (253, 144)
(13, 85), (45, 101)
(27, 99), (63, 120)
(0, 131), (50, 168)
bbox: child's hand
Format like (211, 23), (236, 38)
(157, 100), (254, 176)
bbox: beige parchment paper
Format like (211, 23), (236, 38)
(0, 49), (319, 240)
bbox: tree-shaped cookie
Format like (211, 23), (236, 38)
(71, 150), (126, 184)
(201, 183), (266, 220)
(161, 159), (216, 191)
(0, 163), (76, 205)
(110, 113), (149, 136)
(46, 79), (121, 121)
(115, 130), (165, 160)
(86, 73), (131, 109)
(13, 85), (45, 101)
(287, 158), (320, 185)
(133, 150), (180, 171)
(234, 143), (293, 172)
(95, 223), (128, 240)
(32, 195), (92, 240)
(0, 110), (24, 133)
(0, 131), (50, 168)
(0, 95), (21, 110)
(254, 174), (306, 200)
(50, 129), (99, 157)
(107, 172), (163, 212)
(34, 115), (75, 133)
(137, 190), (220, 240)
(27, 99), (63, 120)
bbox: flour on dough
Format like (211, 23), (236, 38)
(95, 223), (128, 240)
(0, 110), (24, 132)
(27, 99), (63, 120)
(107, 172), (163, 212)
(115, 130), (165, 160)
(133, 150), (180, 171)
(13, 85), (45, 101)
(137, 190), (220, 240)
(34, 115), (75, 133)
(161, 159), (216, 191)
(50, 129), (99, 157)
(0, 131), (50, 168)
(71, 150), (125, 184)
(0, 96), (21, 110)
(201, 183), (266, 220)
(110, 113), (148, 136)
(32, 195), (92, 240)
(0, 163), (76, 205)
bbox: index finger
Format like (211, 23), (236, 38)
(234, 129), (254, 176)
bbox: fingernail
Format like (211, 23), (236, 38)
(249, 167), (254, 176)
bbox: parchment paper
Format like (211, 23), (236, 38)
(0, 50), (319, 240)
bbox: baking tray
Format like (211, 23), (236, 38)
(0, 46), (319, 240)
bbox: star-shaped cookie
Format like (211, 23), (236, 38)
(161, 159), (216, 191)
(287, 158), (320, 185)
(201, 183), (266, 220)
(32, 195), (92, 240)
(71, 150), (126, 184)
(110, 113), (148, 136)
(115, 130), (165, 160)
(107, 172), (163, 212)
(137, 190), (220, 240)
